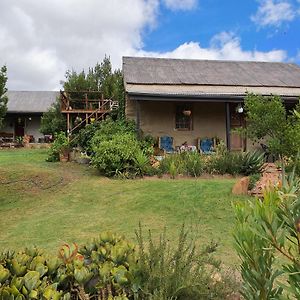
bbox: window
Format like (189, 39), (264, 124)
(175, 104), (192, 130)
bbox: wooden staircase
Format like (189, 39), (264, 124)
(60, 90), (119, 139)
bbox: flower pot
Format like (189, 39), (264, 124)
(59, 153), (69, 162)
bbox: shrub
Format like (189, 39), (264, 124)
(248, 173), (261, 190)
(183, 151), (204, 177)
(207, 151), (264, 176)
(46, 132), (70, 162)
(233, 170), (300, 299)
(135, 224), (238, 300)
(243, 93), (300, 159)
(0, 232), (140, 300)
(159, 152), (204, 178)
(76, 118), (136, 153)
(91, 133), (148, 177)
(207, 152), (244, 175)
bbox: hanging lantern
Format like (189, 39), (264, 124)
(236, 104), (243, 114)
(183, 109), (192, 116)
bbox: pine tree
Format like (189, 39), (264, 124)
(0, 65), (8, 129)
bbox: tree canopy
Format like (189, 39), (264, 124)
(41, 56), (125, 135)
(0, 65), (8, 129)
(244, 93), (300, 158)
(63, 56), (125, 118)
(40, 97), (66, 136)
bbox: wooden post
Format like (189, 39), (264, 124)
(225, 102), (231, 151)
(67, 113), (70, 141)
(136, 100), (141, 138)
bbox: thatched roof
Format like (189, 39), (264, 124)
(6, 91), (58, 113)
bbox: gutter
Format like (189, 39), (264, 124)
(127, 92), (299, 103)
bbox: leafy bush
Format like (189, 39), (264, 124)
(206, 152), (244, 175)
(0, 228), (237, 300)
(91, 133), (148, 177)
(46, 132), (70, 162)
(135, 224), (238, 300)
(243, 93), (300, 158)
(0, 232), (140, 300)
(76, 118), (136, 153)
(233, 170), (300, 299)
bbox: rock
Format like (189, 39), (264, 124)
(232, 176), (250, 195)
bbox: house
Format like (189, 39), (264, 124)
(123, 57), (300, 151)
(1, 91), (58, 142)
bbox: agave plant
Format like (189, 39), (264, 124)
(240, 151), (264, 176)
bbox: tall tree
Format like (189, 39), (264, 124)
(40, 97), (66, 136)
(62, 56), (125, 118)
(243, 93), (300, 158)
(0, 66), (8, 129)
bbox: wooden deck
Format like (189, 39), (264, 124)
(60, 90), (118, 137)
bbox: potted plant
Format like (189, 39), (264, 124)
(52, 132), (70, 162)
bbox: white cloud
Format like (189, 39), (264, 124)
(0, 0), (160, 90)
(137, 32), (287, 62)
(0, 1), (289, 90)
(162, 0), (197, 10)
(251, 0), (296, 27)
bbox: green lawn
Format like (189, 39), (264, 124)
(0, 148), (250, 266)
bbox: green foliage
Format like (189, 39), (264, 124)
(47, 132), (70, 162)
(135, 224), (237, 300)
(233, 170), (300, 299)
(159, 152), (204, 178)
(63, 56), (125, 119)
(239, 151), (264, 176)
(88, 118), (135, 150)
(248, 173), (261, 190)
(40, 98), (66, 136)
(87, 118), (153, 177)
(0, 247), (70, 299)
(0, 228), (237, 300)
(244, 93), (300, 158)
(91, 133), (147, 177)
(207, 150), (264, 175)
(0, 232), (139, 300)
(159, 150), (262, 178)
(0, 65), (8, 129)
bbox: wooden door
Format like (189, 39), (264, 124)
(15, 117), (25, 137)
(230, 106), (246, 151)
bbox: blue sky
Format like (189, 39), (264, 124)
(0, 0), (299, 90)
(142, 0), (300, 62)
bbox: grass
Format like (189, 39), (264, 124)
(0, 148), (250, 266)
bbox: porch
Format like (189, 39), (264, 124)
(126, 99), (248, 152)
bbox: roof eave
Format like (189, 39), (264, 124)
(127, 92), (299, 103)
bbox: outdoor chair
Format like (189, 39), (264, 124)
(198, 138), (215, 154)
(159, 136), (175, 154)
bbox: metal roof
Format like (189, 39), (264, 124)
(123, 57), (300, 88)
(6, 91), (59, 113)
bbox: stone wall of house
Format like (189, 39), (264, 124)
(126, 99), (227, 148)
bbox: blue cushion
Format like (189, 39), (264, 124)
(200, 138), (213, 153)
(160, 136), (174, 152)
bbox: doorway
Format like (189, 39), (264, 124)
(15, 117), (25, 137)
(230, 104), (246, 151)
